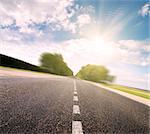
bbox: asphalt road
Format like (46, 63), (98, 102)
(0, 76), (149, 134)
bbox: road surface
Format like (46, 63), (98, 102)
(0, 76), (149, 134)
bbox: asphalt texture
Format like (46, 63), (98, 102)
(0, 77), (149, 134)
(76, 80), (149, 134)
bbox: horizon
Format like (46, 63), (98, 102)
(0, 0), (149, 89)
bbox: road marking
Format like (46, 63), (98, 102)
(74, 80), (76, 89)
(73, 105), (80, 114)
(73, 96), (78, 101)
(72, 80), (83, 134)
(74, 80), (77, 91)
(74, 91), (77, 95)
(72, 121), (83, 134)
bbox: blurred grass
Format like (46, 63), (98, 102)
(0, 66), (52, 75)
(102, 83), (150, 99)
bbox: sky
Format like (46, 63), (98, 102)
(0, 0), (149, 89)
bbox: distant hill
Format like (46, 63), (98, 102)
(0, 54), (51, 74)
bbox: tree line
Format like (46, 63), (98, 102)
(40, 53), (115, 83)
(40, 53), (73, 76)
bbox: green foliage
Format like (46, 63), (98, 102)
(103, 83), (150, 99)
(76, 64), (115, 83)
(106, 75), (115, 82)
(40, 53), (73, 76)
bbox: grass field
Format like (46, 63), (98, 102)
(102, 83), (150, 99)
(0, 66), (54, 75)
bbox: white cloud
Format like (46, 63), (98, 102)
(19, 25), (35, 34)
(117, 40), (150, 66)
(0, 0), (96, 34)
(0, 28), (21, 42)
(1, 26), (149, 69)
(0, 31), (149, 89)
(76, 5), (95, 15)
(138, 3), (150, 17)
(0, 16), (13, 26)
(1, 24), (149, 69)
(19, 25), (44, 37)
(0, 0), (77, 33)
(77, 14), (92, 28)
(1, 30), (149, 70)
(109, 66), (148, 89)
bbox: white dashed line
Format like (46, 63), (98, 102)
(74, 91), (77, 95)
(72, 80), (83, 134)
(74, 80), (76, 89)
(73, 105), (80, 114)
(72, 121), (83, 134)
(73, 96), (78, 101)
(74, 80), (77, 91)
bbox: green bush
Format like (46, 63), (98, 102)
(40, 53), (73, 76)
(76, 64), (115, 83)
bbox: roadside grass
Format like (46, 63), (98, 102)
(0, 66), (71, 78)
(101, 83), (150, 99)
(0, 66), (52, 75)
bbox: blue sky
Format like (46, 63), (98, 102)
(0, 0), (149, 89)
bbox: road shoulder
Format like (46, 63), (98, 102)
(83, 80), (150, 107)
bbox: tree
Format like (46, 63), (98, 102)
(40, 53), (73, 76)
(76, 64), (115, 83)
(106, 75), (115, 83)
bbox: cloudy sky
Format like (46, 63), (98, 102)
(0, 0), (149, 89)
